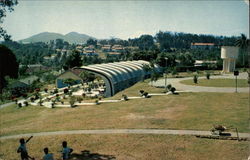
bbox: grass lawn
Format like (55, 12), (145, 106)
(0, 134), (248, 160)
(0, 81), (248, 137)
(180, 78), (248, 87)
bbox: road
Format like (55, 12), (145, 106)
(152, 72), (249, 93)
(0, 129), (249, 140)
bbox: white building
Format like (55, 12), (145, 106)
(221, 46), (239, 72)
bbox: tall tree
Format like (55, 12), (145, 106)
(0, 45), (19, 92)
(0, 0), (18, 40)
(235, 34), (249, 67)
(138, 35), (155, 50)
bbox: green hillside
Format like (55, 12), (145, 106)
(19, 32), (96, 44)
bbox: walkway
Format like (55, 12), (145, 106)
(152, 72), (249, 93)
(0, 102), (14, 109)
(0, 129), (249, 140)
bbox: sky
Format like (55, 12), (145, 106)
(2, 0), (249, 40)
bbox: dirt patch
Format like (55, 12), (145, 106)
(122, 113), (146, 120)
(155, 105), (188, 120)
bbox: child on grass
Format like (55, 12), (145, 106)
(61, 141), (73, 160)
(43, 147), (54, 160)
(17, 136), (35, 160)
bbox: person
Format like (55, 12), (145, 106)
(17, 136), (35, 160)
(61, 141), (73, 160)
(43, 148), (54, 160)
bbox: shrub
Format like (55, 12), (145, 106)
(143, 92), (149, 98)
(34, 94), (39, 100)
(139, 90), (144, 96)
(82, 93), (86, 98)
(122, 94), (128, 101)
(77, 97), (83, 103)
(55, 96), (60, 102)
(64, 88), (69, 94)
(206, 72), (210, 80)
(69, 96), (76, 107)
(54, 89), (58, 94)
(193, 75), (198, 84)
(18, 103), (22, 108)
(24, 101), (28, 106)
(166, 84), (172, 91)
(30, 97), (35, 102)
(95, 100), (99, 105)
(170, 87), (176, 93)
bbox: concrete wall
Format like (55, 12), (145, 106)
(221, 46), (239, 72)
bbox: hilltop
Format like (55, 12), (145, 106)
(19, 32), (96, 44)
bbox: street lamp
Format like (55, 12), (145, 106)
(164, 57), (168, 92)
(234, 70), (239, 93)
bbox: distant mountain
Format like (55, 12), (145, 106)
(19, 32), (96, 44)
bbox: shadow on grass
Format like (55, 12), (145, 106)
(70, 150), (116, 160)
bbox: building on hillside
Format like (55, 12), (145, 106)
(111, 45), (124, 52)
(191, 43), (216, 50)
(83, 46), (95, 53)
(43, 54), (57, 62)
(55, 49), (61, 52)
(10, 76), (39, 89)
(56, 69), (83, 88)
(107, 52), (121, 57)
(102, 45), (112, 52)
(19, 64), (50, 74)
(76, 45), (83, 50)
(194, 60), (217, 67)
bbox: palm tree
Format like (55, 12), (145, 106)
(235, 34), (249, 67)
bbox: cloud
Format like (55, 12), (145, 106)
(244, 0), (249, 5)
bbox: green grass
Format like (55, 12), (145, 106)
(0, 81), (249, 160)
(0, 81), (248, 136)
(0, 134), (249, 160)
(180, 78), (248, 87)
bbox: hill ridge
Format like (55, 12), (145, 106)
(19, 31), (96, 44)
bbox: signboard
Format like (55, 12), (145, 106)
(234, 71), (239, 76)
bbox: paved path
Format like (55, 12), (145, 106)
(152, 72), (249, 93)
(0, 129), (249, 140)
(0, 102), (14, 109)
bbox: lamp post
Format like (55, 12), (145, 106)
(234, 70), (239, 93)
(164, 57), (168, 92)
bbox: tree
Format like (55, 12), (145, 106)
(0, 45), (19, 93)
(79, 71), (95, 83)
(178, 53), (195, 66)
(150, 71), (160, 86)
(64, 50), (82, 69)
(0, 0), (18, 40)
(235, 34), (249, 67)
(138, 35), (155, 50)
(86, 38), (97, 46)
(55, 39), (64, 49)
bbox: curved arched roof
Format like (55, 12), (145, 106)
(77, 60), (160, 97)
